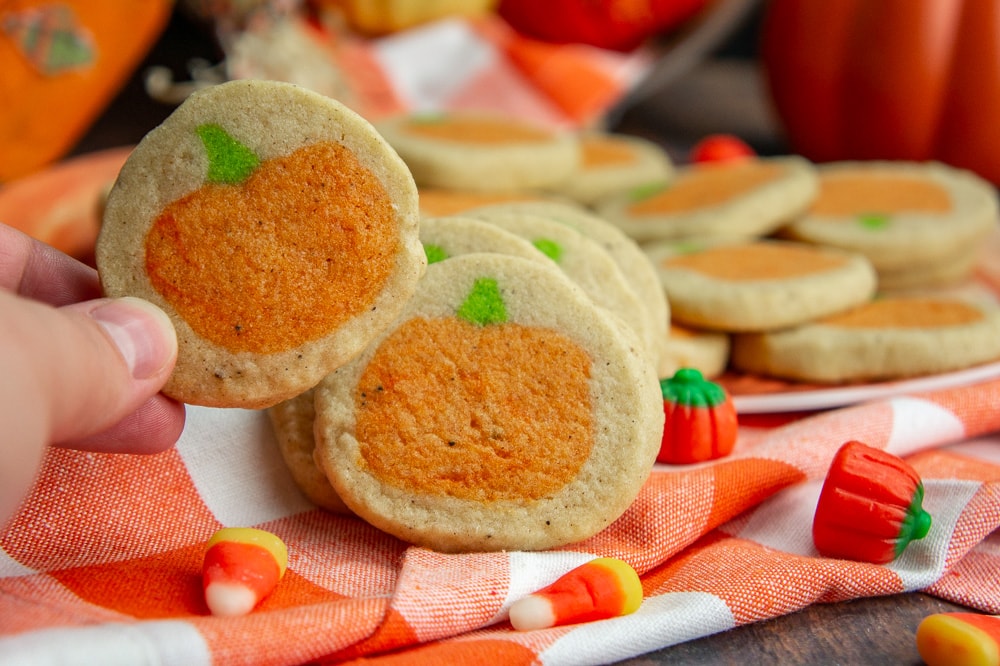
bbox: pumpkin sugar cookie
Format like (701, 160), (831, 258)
(731, 296), (1000, 383)
(595, 155), (818, 243)
(780, 161), (998, 282)
(463, 210), (658, 362)
(649, 239), (877, 332)
(419, 215), (551, 266)
(97, 80), (425, 408)
(313, 253), (663, 552)
(376, 111), (580, 192)
(550, 131), (674, 207)
(267, 390), (351, 514)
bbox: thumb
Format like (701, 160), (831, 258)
(1, 293), (178, 446)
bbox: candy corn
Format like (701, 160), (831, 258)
(916, 613), (1000, 666)
(202, 527), (288, 617)
(508, 557), (643, 631)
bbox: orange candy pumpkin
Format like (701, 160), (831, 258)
(760, 0), (1000, 186)
(657, 368), (737, 464)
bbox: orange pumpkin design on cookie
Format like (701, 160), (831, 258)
(145, 124), (398, 354)
(401, 114), (554, 145)
(628, 161), (784, 216)
(809, 172), (952, 228)
(353, 277), (593, 502)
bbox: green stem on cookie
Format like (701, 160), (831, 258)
(458, 277), (507, 326)
(197, 123), (260, 185)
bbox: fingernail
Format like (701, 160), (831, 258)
(91, 297), (177, 380)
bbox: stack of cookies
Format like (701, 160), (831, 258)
(98, 85), (667, 553)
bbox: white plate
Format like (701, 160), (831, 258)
(731, 360), (1000, 414)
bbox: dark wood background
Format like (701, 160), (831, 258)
(67, 7), (980, 665)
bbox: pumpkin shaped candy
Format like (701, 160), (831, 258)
(813, 440), (932, 564)
(313, 253), (664, 553)
(96, 80), (425, 409)
(657, 367), (738, 464)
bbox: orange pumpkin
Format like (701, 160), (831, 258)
(760, 0), (1000, 185)
(0, 0), (172, 182)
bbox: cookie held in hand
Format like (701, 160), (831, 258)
(96, 80), (425, 408)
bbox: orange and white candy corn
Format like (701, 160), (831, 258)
(917, 612), (1000, 666)
(202, 527), (288, 617)
(509, 557), (643, 631)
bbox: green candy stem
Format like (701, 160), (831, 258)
(896, 483), (932, 557)
(457, 277), (507, 326)
(660, 367), (728, 408)
(196, 123), (260, 184)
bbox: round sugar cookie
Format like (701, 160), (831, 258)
(595, 155), (818, 243)
(267, 390), (351, 514)
(419, 215), (551, 266)
(463, 210), (657, 361)
(648, 239), (877, 332)
(780, 161), (999, 272)
(313, 253), (663, 552)
(377, 112), (580, 192)
(730, 297), (1000, 383)
(551, 131), (674, 207)
(97, 80), (425, 408)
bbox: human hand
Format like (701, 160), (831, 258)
(0, 223), (184, 526)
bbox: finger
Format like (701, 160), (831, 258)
(0, 222), (100, 304)
(59, 393), (186, 455)
(0, 291), (178, 445)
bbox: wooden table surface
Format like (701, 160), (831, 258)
(66, 9), (979, 665)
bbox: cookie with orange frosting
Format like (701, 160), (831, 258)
(377, 112), (580, 192)
(647, 239), (877, 332)
(551, 131), (674, 207)
(730, 296), (1000, 383)
(465, 200), (672, 373)
(97, 80), (425, 408)
(780, 161), (998, 285)
(267, 390), (351, 514)
(313, 253), (663, 552)
(595, 156), (818, 243)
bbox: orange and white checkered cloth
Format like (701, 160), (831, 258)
(1, 372), (999, 664)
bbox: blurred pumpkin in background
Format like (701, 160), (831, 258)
(761, 0), (1000, 186)
(0, 0), (172, 182)
(498, 0), (709, 51)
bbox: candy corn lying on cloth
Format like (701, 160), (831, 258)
(202, 528), (288, 617)
(2, 343), (1000, 662)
